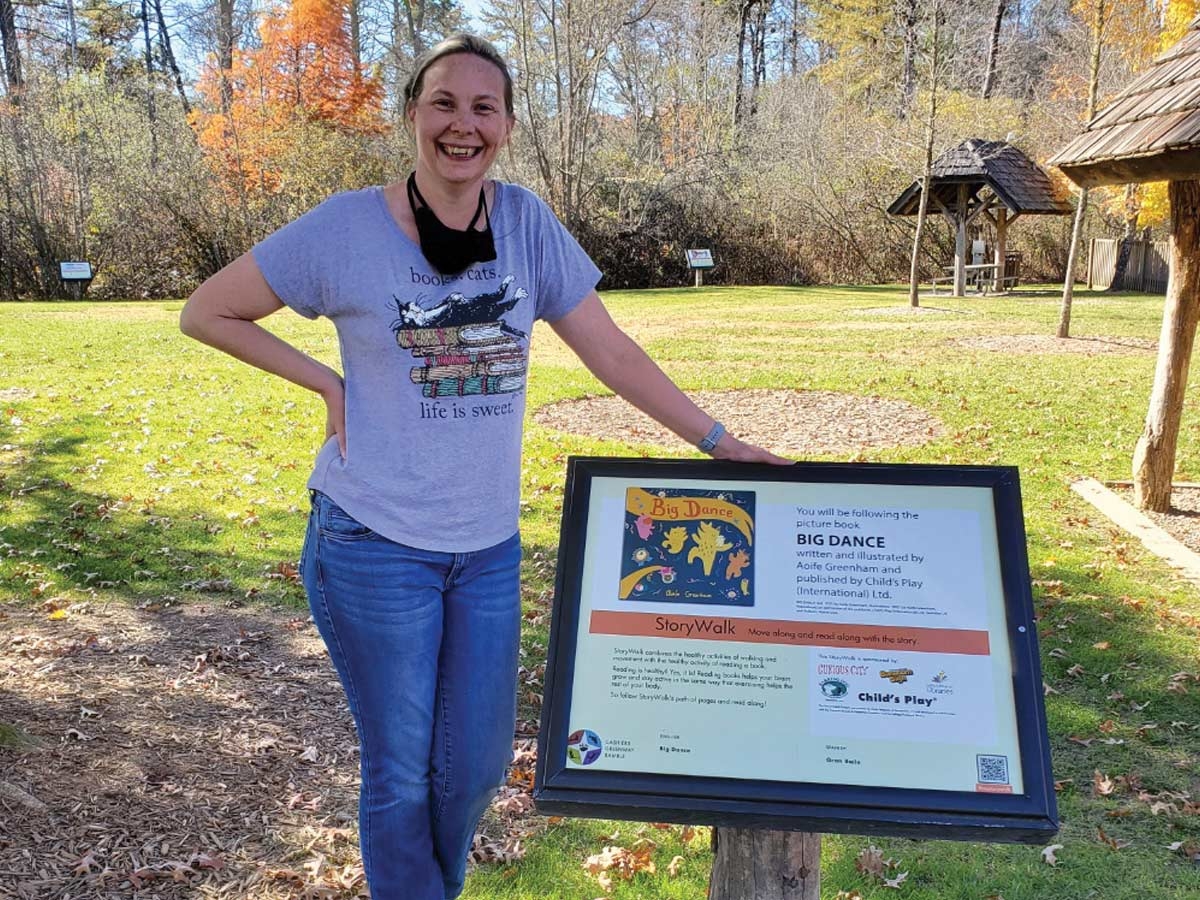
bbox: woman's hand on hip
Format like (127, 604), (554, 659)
(320, 370), (347, 459)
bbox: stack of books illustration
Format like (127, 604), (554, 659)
(396, 321), (527, 398)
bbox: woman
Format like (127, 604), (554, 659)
(180, 33), (787, 900)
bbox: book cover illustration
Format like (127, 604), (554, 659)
(390, 276), (529, 398)
(619, 487), (755, 607)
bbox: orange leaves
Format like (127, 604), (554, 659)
(583, 839), (656, 891)
(192, 0), (387, 194)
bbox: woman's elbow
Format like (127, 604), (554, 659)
(179, 293), (205, 340)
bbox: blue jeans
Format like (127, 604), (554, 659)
(300, 491), (522, 900)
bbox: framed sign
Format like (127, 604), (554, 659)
(59, 262), (93, 281)
(685, 249), (715, 269)
(534, 458), (1057, 843)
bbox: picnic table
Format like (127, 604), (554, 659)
(930, 262), (1018, 294)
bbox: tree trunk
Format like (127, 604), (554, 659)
(1108, 183), (1140, 291)
(153, 0), (190, 115)
(981, 0), (1007, 99)
(899, 0), (918, 115)
(349, 0), (362, 67)
(908, 3), (940, 306)
(217, 0), (235, 114)
(0, 0), (22, 95)
(709, 829), (820, 900)
(734, 2), (751, 123)
(1058, 0), (1104, 336)
(140, 0), (158, 169)
(1058, 186), (1089, 336)
(1133, 179), (1200, 512)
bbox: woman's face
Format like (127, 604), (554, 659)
(408, 53), (513, 191)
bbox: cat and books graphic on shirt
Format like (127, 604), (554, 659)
(390, 275), (529, 399)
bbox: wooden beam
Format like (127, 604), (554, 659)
(955, 183), (968, 297)
(994, 208), (1008, 291)
(1057, 149), (1200, 189)
(930, 193), (957, 228)
(965, 195), (995, 226)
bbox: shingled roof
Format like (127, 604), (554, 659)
(1049, 15), (1200, 188)
(888, 139), (1072, 216)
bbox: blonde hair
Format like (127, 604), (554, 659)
(403, 34), (514, 117)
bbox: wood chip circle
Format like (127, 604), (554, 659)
(953, 335), (1156, 354)
(533, 389), (945, 458)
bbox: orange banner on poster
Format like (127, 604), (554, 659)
(589, 611), (990, 655)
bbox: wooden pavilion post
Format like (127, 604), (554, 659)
(954, 183), (968, 297)
(993, 208), (1008, 291)
(709, 829), (820, 899)
(1132, 179), (1200, 511)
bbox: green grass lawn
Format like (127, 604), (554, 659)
(2, 285), (1199, 898)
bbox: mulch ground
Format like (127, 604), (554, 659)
(0, 602), (531, 899)
(953, 335), (1157, 355)
(533, 389), (945, 458)
(1112, 485), (1200, 559)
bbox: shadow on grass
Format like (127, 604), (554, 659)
(0, 414), (310, 605)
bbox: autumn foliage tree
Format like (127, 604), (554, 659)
(192, 0), (389, 211)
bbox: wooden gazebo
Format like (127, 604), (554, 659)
(1049, 15), (1200, 512)
(889, 140), (1072, 296)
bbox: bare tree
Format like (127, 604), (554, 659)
(980, 0), (1006, 99)
(141, 0), (159, 168)
(0, 0), (22, 95)
(1057, 0), (1105, 339)
(908, 0), (944, 307)
(153, 0), (190, 115)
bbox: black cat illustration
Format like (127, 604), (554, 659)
(391, 275), (528, 339)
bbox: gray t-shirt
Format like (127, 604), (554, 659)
(252, 182), (601, 552)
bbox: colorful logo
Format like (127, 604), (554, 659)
(928, 670), (953, 696)
(820, 678), (849, 699)
(879, 668), (914, 684)
(567, 729), (603, 766)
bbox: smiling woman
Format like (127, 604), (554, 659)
(178, 32), (786, 900)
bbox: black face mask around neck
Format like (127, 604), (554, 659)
(407, 173), (497, 275)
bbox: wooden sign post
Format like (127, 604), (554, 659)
(59, 261), (93, 300)
(535, 459), (1057, 894)
(686, 248), (715, 287)
(710, 829), (820, 899)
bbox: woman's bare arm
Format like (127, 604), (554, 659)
(180, 253), (347, 456)
(549, 292), (791, 464)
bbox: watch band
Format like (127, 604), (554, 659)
(697, 420), (726, 454)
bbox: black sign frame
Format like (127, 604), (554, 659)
(533, 458), (1057, 844)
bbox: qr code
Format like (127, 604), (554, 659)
(977, 754), (1010, 785)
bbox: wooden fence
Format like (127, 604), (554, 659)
(1086, 237), (1170, 293)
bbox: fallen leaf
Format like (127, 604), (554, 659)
(1041, 844), (1063, 865)
(190, 851), (225, 870)
(1097, 826), (1131, 850)
(73, 849), (101, 877)
(1092, 641), (1111, 650)
(855, 846), (886, 878)
(1093, 770), (1115, 796)
(882, 871), (908, 889)
(667, 854), (684, 877)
